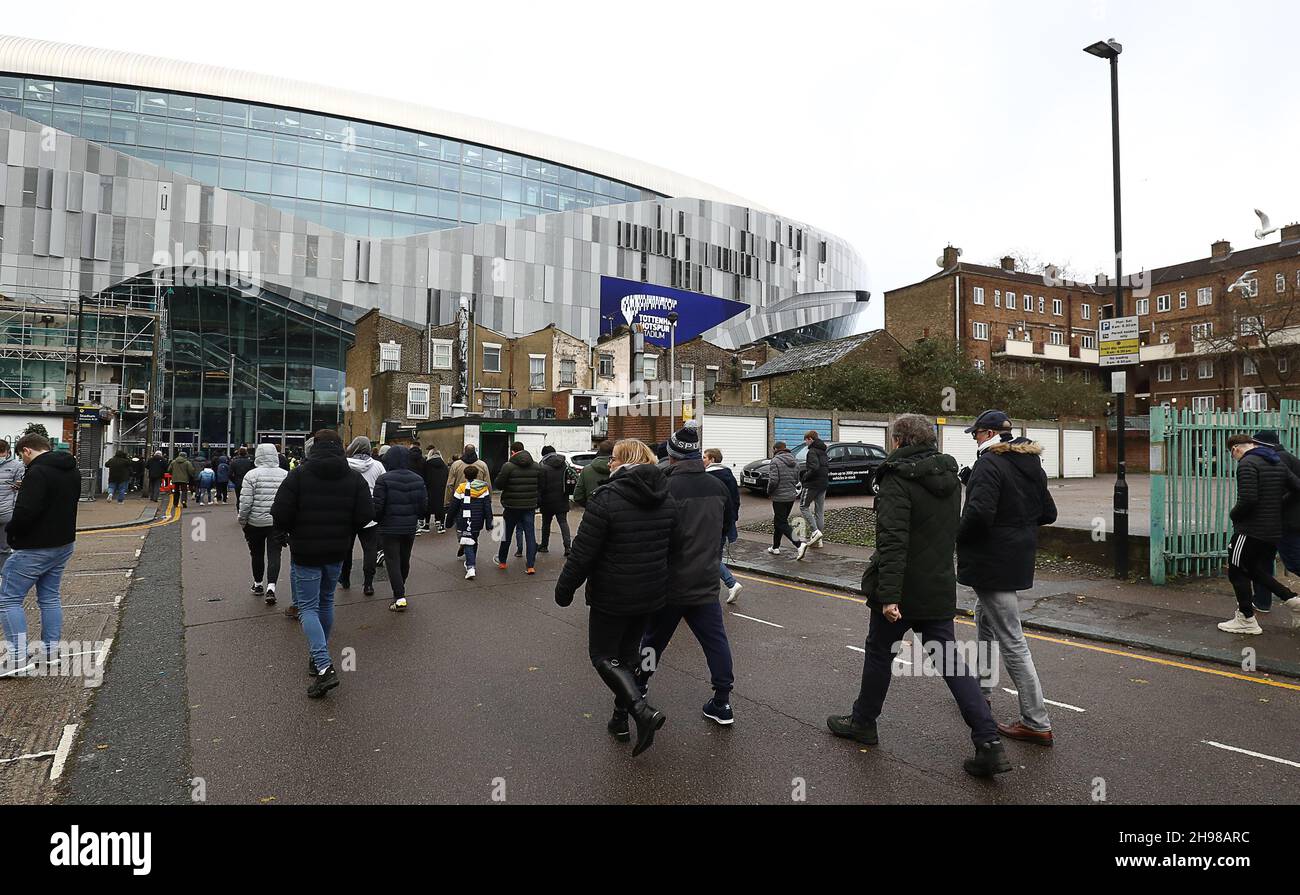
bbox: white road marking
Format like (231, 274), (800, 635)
(50, 724), (77, 780)
(846, 645), (864, 653)
(1202, 740), (1300, 769)
(729, 612), (783, 628)
(114, 594), (123, 608)
(1000, 688), (1087, 713)
(95, 638), (113, 669)
(62, 601), (122, 609)
(0, 749), (56, 765)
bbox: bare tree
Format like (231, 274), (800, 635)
(990, 250), (1081, 282)
(1199, 270), (1300, 406)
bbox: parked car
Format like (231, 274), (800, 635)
(740, 441), (888, 495)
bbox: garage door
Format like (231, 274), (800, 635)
(1025, 427), (1060, 478)
(940, 425), (980, 472)
(704, 415), (769, 476)
(839, 423), (889, 450)
(1062, 429), (1095, 478)
(775, 416), (831, 447)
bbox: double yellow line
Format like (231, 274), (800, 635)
(732, 571), (1300, 693)
(79, 501), (181, 535)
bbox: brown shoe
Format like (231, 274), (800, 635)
(996, 720), (1053, 746)
(283, 604), (299, 620)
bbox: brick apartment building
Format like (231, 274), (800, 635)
(593, 328), (780, 408)
(343, 309), (456, 445)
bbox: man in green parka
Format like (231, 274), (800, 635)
(826, 413), (1011, 778)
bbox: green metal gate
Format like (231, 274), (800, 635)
(1149, 399), (1300, 583)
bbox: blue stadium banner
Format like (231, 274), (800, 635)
(599, 276), (750, 347)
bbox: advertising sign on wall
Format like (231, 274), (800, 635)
(599, 276), (750, 348)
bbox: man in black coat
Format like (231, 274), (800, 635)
(493, 442), (543, 572)
(1249, 430), (1300, 618)
(423, 449), (450, 533)
(956, 409), (1057, 746)
(271, 429), (372, 698)
(799, 431), (829, 548)
(373, 448), (428, 610)
(0, 433), (80, 675)
(638, 425), (738, 726)
(145, 450), (167, 502)
(537, 446), (572, 556)
(1218, 433), (1300, 635)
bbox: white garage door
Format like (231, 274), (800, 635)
(704, 415), (769, 476)
(941, 424), (980, 472)
(1062, 429), (1095, 478)
(1025, 427), (1060, 478)
(839, 423), (889, 449)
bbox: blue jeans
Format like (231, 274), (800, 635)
(463, 539), (478, 569)
(108, 481), (128, 502)
(719, 535), (736, 588)
(291, 560), (342, 673)
(1253, 532), (1300, 610)
(0, 543), (75, 665)
(497, 508), (536, 567)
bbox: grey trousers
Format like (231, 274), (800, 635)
(799, 487), (826, 535)
(973, 588), (1052, 731)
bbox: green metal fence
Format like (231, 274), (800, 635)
(1149, 399), (1300, 583)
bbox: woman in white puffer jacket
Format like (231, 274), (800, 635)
(238, 443), (289, 603)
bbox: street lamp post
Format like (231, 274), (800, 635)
(667, 311), (679, 427)
(1085, 37), (1128, 579)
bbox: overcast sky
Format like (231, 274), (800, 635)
(8, 0), (1298, 329)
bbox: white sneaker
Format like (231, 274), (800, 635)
(726, 582), (743, 604)
(809, 530), (824, 547)
(766, 547), (781, 556)
(465, 567), (476, 580)
(1217, 611), (1263, 635)
(796, 542), (810, 561)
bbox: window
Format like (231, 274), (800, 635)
(1160, 331), (1170, 344)
(1050, 330), (1064, 346)
(598, 352), (614, 378)
(680, 365), (695, 389)
(1192, 396), (1215, 413)
(705, 366), (719, 393)
(1179, 291), (1188, 309)
(439, 384), (452, 418)
(1242, 278), (1259, 298)
(750, 383), (760, 403)
(529, 355), (546, 390)
(406, 383), (430, 419)
(1280, 356), (1290, 374)
(1052, 298), (1063, 316)
(362, 387), (369, 412)
(994, 290), (1001, 308)
(1054, 367), (1064, 383)
(1007, 292), (1016, 310)
(1243, 390), (1268, 412)
(974, 359), (986, 371)
(1198, 359), (1215, 379)
(482, 343), (502, 373)
(1197, 286), (1213, 306)
(1191, 322), (1213, 340)
(1081, 303), (1091, 320)
(1157, 363), (1172, 382)
(379, 341), (401, 372)
(1157, 294), (1170, 312)
(430, 338), (452, 369)
(1083, 369), (1091, 384)
(1136, 297), (1149, 315)
(643, 355), (659, 380)
(1239, 315), (1264, 337)
(560, 358), (576, 387)
(972, 321), (989, 340)
(1038, 296), (1045, 314)
(1243, 356), (1258, 376)
(973, 286), (985, 305)
(481, 392), (500, 412)
(1081, 333), (1097, 349)
(1277, 273), (1288, 294)
(1179, 363), (1188, 380)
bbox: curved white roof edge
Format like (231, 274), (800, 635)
(0, 34), (769, 211)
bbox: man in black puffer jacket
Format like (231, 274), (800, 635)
(537, 446), (572, 556)
(556, 438), (677, 755)
(639, 425), (737, 726)
(827, 413), (1010, 778)
(956, 409), (1058, 746)
(373, 447), (428, 611)
(423, 449), (449, 533)
(494, 442), (542, 572)
(1249, 430), (1300, 616)
(1218, 433), (1300, 635)
(271, 429), (372, 698)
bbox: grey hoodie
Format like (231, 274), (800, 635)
(766, 450), (800, 501)
(238, 444), (289, 527)
(348, 452), (383, 528)
(0, 454), (23, 523)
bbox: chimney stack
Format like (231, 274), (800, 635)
(941, 245), (961, 268)
(1211, 239), (1232, 259)
(1280, 223), (1300, 245)
(1095, 273), (1108, 288)
(1000, 255), (1017, 272)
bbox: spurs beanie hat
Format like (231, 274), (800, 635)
(668, 424), (701, 460)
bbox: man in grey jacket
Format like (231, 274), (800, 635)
(238, 443), (288, 604)
(0, 440), (24, 566)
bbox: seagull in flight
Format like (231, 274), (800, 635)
(1228, 270), (1258, 293)
(1256, 209), (1279, 240)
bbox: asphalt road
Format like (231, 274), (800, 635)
(169, 502), (1300, 805)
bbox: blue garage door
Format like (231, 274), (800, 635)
(774, 416), (831, 446)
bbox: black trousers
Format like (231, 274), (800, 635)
(641, 602), (734, 698)
(342, 526), (380, 585)
(540, 507), (572, 550)
(382, 533), (415, 599)
(1228, 532), (1294, 617)
(589, 608), (650, 710)
(772, 500), (800, 549)
(243, 524), (283, 586)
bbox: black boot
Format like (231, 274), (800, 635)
(963, 739), (1012, 778)
(607, 708), (630, 741)
(595, 659), (664, 757)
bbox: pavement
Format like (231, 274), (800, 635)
(75, 492), (161, 531)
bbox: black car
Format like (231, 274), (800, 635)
(740, 441), (888, 495)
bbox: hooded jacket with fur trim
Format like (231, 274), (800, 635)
(956, 437), (1058, 592)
